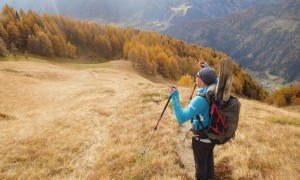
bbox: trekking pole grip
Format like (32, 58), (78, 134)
(154, 96), (171, 130)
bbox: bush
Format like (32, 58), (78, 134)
(177, 74), (195, 87)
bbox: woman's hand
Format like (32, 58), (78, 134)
(168, 84), (177, 94)
(199, 60), (207, 68)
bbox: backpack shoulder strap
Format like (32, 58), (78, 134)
(195, 83), (217, 128)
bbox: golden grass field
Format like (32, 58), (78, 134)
(0, 56), (299, 179)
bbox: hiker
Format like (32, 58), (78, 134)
(168, 67), (218, 180)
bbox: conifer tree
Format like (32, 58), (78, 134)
(27, 35), (39, 54)
(66, 42), (76, 58)
(170, 56), (181, 79)
(0, 23), (8, 43)
(36, 31), (53, 56)
(10, 42), (17, 56)
(7, 21), (21, 47)
(0, 37), (8, 56)
(50, 34), (65, 56)
(156, 52), (170, 77)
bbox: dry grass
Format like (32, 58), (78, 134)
(0, 58), (299, 179)
(212, 99), (300, 179)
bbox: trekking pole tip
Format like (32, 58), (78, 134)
(140, 147), (147, 156)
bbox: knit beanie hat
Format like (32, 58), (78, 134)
(198, 67), (217, 85)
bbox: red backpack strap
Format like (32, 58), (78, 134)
(209, 102), (227, 135)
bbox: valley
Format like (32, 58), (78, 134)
(246, 68), (288, 92)
(164, 0), (300, 83)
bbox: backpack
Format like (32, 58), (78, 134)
(197, 83), (241, 144)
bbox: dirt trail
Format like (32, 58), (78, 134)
(176, 123), (195, 178)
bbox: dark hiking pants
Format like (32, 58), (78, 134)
(192, 137), (215, 180)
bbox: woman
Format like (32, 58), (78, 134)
(168, 67), (218, 180)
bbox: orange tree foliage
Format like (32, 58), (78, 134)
(177, 74), (195, 87)
(265, 85), (300, 107)
(0, 37), (8, 56)
(0, 5), (267, 100)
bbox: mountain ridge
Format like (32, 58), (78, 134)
(164, 0), (300, 82)
(0, 0), (281, 31)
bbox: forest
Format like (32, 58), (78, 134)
(0, 5), (269, 100)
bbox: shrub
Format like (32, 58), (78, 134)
(177, 74), (195, 87)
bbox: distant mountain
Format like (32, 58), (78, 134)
(0, 0), (280, 31)
(164, 0), (300, 81)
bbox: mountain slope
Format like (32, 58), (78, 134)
(0, 0), (280, 31)
(0, 58), (299, 179)
(0, 5), (268, 100)
(164, 0), (300, 81)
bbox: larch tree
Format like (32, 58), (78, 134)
(27, 34), (39, 54)
(10, 42), (17, 56)
(50, 34), (66, 57)
(156, 52), (170, 77)
(128, 47), (139, 65)
(0, 37), (8, 56)
(0, 23), (8, 43)
(110, 35), (122, 55)
(169, 56), (181, 79)
(66, 41), (76, 58)
(36, 31), (54, 56)
(6, 21), (21, 47)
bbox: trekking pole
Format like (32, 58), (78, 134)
(140, 96), (172, 156)
(189, 84), (197, 100)
(154, 96), (171, 130)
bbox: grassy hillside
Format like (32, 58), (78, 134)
(0, 57), (299, 179)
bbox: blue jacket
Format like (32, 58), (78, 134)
(170, 86), (210, 130)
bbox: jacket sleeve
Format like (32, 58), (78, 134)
(170, 89), (203, 124)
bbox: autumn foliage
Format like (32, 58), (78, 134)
(177, 74), (195, 87)
(0, 5), (267, 100)
(265, 85), (300, 107)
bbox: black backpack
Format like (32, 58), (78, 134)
(197, 83), (241, 144)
